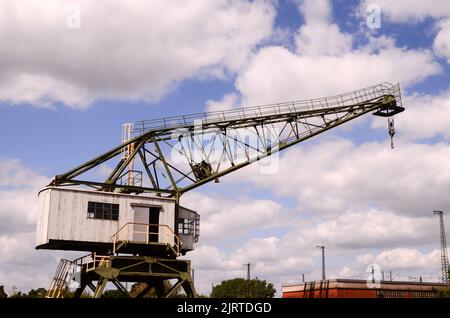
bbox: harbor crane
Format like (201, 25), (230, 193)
(38, 83), (404, 298)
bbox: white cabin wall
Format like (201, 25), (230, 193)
(36, 189), (50, 246)
(46, 189), (120, 243)
(37, 187), (176, 247)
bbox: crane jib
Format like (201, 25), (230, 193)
(50, 82), (404, 197)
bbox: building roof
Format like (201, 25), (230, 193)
(282, 279), (449, 293)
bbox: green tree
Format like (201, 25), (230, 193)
(130, 281), (185, 298)
(0, 286), (8, 298)
(8, 287), (47, 298)
(436, 287), (450, 298)
(26, 288), (47, 298)
(102, 289), (127, 298)
(210, 278), (276, 298)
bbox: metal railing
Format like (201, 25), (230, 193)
(133, 82), (402, 134)
(46, 259), (74, 298)
(46, 253), (111, 298)
(111, 222), (181, 256)
(86, 253), (110, 272)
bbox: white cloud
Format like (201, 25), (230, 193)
(372, 89), (450, 141)
(0, 157), (442, 296)
(358, 2), (450, 66)
(295, 0), (352, 56)
(205, 93), (239, 112)
(182, 192), (285, 240)
(187, 237), (315, 296)
(0, 0), (275, 108)
(359, 0), (450, 23)
(307, 209), (436, 249)
(0, 159), (49, 235)
(0, 160), (68, 294)
(226, 139), (450, 218)
(0, 158), (48, 188)
(356, 248), (440, 272)
(185, 199), (441, 295)
(215, 0), (441, 108)
(434, 19), (450, 64)
(235, 44), (440, 106)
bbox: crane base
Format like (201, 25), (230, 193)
(47, 254), (196, 298)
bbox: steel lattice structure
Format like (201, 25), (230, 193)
(434, 210), (449, 283)
(50, 82), (404, 199)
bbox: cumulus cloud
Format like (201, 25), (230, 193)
(359, 0), (450, 67)
(295, 0), (352, 56)
(182, 192), (286, 241)
(356, 248), (440, 272)
(0, 158), (49, 188)
(205, 93), (239, 112)
(359, 0), (450, 23)
(185, 198), (441, 295)
(0, 159), (66, 293)
(0, 159), (49, 234)
(372, 88), (450, 141)
(307, 209), (436, 249)
(235, 43), (440, 106)
(434, 19), (450, 64)
(0, 0), (275, 108)
(226, 139), (450, 218)
(201, 0), (440, 110)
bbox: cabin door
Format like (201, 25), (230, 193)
(133, 206), (160, 243)
(148, 207), (160, 243)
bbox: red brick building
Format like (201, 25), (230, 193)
(282, 279), (448, 298)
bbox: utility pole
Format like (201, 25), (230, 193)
(243, 263), (251, 297)
(434, 210), (449, 284)
(381, 271), (385, 281)
(316, 246), (325, 281)
(371, 266), (375, 284)
(389, 271), (392, 281)
(243, 263), (251, 281)
(302, 273), (305, 283)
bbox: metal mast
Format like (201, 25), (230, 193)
(244, 263), (251, 281)
(317, 245), (325, 281)
(434, 210), (449, 283)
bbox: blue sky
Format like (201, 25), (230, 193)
(1, 0), (450, 296)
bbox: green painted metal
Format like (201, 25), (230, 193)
(71, 255), (196, 298)
(49, 83), (404, 199)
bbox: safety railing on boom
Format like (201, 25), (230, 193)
(133, 82), (402, 134)
(111, 222), (181, 256)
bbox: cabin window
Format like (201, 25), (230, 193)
(178, 218), (194, 235)
(87, 201), (119, 221)
(177, 217), (199, 237)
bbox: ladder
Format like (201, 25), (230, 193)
(46, 259), (75, 298)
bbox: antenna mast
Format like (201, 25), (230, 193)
(317, 245), (325, 281)
(434, 210), (449, 283)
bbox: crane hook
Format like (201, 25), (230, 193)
(388, 118), (395, 149)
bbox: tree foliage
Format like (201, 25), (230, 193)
(436, 287), (450, 298)
(210, 278), (276, 298)
(101, 289), (127, 298)
(9, 287), (47, 298)
(129, 281), (186, 298)
(0, 286), (7, 298)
